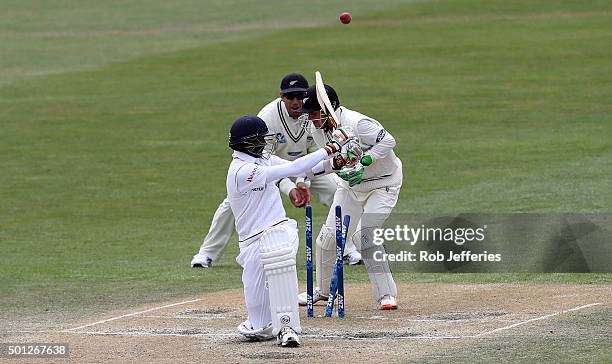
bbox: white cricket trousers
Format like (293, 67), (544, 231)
(235, 220), (299, 330)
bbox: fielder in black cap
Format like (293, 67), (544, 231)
(280, 73), (309, 94)
(277, 73), (309, 121)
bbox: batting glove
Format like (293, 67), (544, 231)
(331, 128), (352, 144)
(323, 141), (342, 155)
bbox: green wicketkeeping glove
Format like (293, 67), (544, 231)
(338, 165), (364, 186)
(338, 155), (373, 186)
(360, 154), (373, 166)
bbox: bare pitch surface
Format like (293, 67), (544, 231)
(5, 283), (610, 363)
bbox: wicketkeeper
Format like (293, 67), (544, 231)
(297, 79), (402, 310)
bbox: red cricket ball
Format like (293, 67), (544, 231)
(339, 12), (352, 24)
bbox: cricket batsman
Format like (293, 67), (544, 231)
(227, 115), (350, 346)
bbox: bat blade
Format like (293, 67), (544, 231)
(315, 71), (338, 128)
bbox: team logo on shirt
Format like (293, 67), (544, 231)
(246, 165), (259, 182)
(376, 129), (387, 142)
(276, 133), (286, 144)
(287, 151), (303, 157)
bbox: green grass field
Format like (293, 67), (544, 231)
(1, 0), (611, 351)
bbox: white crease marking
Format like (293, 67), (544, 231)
(64, 298), (203, 332)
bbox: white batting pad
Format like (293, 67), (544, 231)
(259, 225), (301, 335)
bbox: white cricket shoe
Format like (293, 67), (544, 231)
(343, 249), (363, 265)
(297, 288), (328, 306)
(237, 320), (274, 341)
(277, 326), (301, 347)
(190, 253), (213, 268)
(379, 295), (398, 310)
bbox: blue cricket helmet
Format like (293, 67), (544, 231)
(228, 115), (277, 159)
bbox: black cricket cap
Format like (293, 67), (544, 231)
(280, 73), (309, 93)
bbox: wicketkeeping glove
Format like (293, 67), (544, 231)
(331, 140), (360, 170)
(344, 141), (364, 164)
(337, 154), (373, 186)
(338, 164), (364, 186)
(360, 154), (373, 166)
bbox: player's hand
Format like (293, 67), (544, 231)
(343, 140), (364, 166)
(289, 188), (306, 208)
(360, 154), (373, 166)
(323, 141), (342, 155)
(331, 153), (347, 170)
(338, 163), (366, 186)
(296, 182), (311, 205)
(325, 129), (356, 155)
(333, 143), (370, 170)
(331, 128), (352, 144)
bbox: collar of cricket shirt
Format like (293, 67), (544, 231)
(232, 151), (270, 165)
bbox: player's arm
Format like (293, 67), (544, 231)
(233, 158), (319, 197)
(286, 137), (318, 204)
(269, 159), (297, 191)
(271, 157), (310, 207)
(278, 177), (297, 196)
(297, 137), (324, 198)
(304, 158), (336, 180)
(270, 158), (304, 206)
(256, 113), (301, 200)
(357, 120), (396, 161)
(263, 142), (343, 183)
(334, 121), (393, 186)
